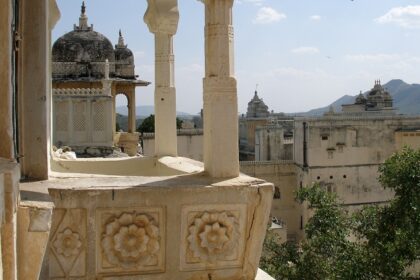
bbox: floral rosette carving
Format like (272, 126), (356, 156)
(187, 211), (239, 262)
(53, 228), (83, 257)
(101, 212), (160, 268)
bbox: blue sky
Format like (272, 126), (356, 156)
(53, 0), (420, 114)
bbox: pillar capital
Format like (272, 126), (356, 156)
(144, 0), (179, 35)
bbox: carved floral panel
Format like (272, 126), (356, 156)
(49, 208), (87, 278)
(180, 204), (247, 271)
(96, 207), (165, 275)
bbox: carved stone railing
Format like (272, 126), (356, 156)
(27, 174), (273, 279)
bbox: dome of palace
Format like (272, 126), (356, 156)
(52, 30), (115, 63)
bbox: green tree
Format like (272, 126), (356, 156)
(137, 114), (184, 133)
(177, 117), (183, 129)
(137, 114), (155, 133)
(261, 147), (420, 280)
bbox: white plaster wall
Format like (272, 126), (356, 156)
(143, 133), (203, 161)
(305, 165), (394, 205)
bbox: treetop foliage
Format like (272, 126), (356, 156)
(261, 147), (420, 280)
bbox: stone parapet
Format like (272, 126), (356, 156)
(294, 114), (420, 122)
(22, 173), (273, 279)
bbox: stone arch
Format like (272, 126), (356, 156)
(115, 92), (130, 132)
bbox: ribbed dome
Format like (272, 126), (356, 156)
(52, 30), (115, 63)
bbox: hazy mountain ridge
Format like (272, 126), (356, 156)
(116, 105), (192, 117)
(302, 79), (420, 116)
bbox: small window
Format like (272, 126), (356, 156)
(317, 176), (320, 180)
(343, 175), (347, 179)
(321, 135), (328, 140)
(329, 175), (333, 179)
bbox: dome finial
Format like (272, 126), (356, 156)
(81, 1), (86, 15)
(116, 29), (127, 48)
(75, 1), (92, 31)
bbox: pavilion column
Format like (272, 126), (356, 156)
(203, 0), (239, 177)
(128, 91), (136, 133)
(0, 0), (14, 159)
(19, 0), (60, 180)
(144, 0), (179, 157)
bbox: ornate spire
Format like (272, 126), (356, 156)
(74, 1), (93, 31)
(116, 29), (127, 48)
(81, 1), (86, 15)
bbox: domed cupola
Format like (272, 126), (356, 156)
(246, 90), (269, 118)
(366, 80), (393, 110)
(114, 30), (135, 78)
(355, 91), (366, 104)
(52, 2), (115, 79)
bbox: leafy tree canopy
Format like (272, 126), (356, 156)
(137, 114), (184, 133)
(261, 147), (420, 280)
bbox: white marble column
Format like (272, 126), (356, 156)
(203, 0), (239, 177)
(144, 0), (179, 157)
(20, 0), (60, 180)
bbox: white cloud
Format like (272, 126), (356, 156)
(253, 7), (286, 24)
(344, 53), (401, 62)
(291, 46), (320, 55)
(376, 5), (420, 29)
(236, 0), (264, 6)
(178, 63), (204, 74)
(310, 15), (321, 21)
(133, 51), (145, 60)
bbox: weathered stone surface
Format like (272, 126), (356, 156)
(20, 173), (273, 279)
(17, 202), (53, 280)
(0, 159), (20, 280)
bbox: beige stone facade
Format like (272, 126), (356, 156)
(242, 113), (420, 242)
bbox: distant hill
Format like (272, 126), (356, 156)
(302, 79), (420, 116)
(116, 105), (192, 117)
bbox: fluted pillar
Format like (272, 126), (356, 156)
(203, 0), (239, 177)
(144, 0), (179, 157)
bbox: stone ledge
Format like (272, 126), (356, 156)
(256, 268), (275, 280)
